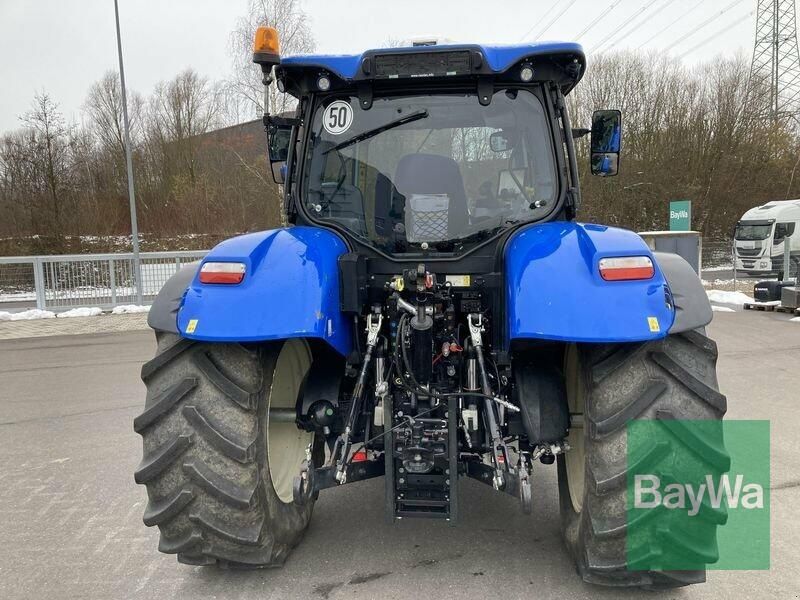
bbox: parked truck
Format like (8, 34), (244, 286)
(735, 199), (800, 279)
(134, 29), (727, 589)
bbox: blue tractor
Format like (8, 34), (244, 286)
(135, 28), (726, 588)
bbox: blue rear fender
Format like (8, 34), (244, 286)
(177, 226), (352, 356)
(505, 222), (675, 344)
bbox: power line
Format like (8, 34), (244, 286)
(593, 0), (663, 53)
(590, 0), (659, 53)
(533, 0), (580, 41)
(576, 0), (624, 41)
(519, 2), (560, 42)
(598, 0), (679, 51)
(663, 0), (748, 53)
(636, 1), (705, 50)
(677, 11), (754, 60)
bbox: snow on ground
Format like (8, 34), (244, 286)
(712, 305), (736, 313)
(702, 264), (734, 272)
(791, 317), (800, 323)
(111, 305), (151, 314)
(1, 305), (153, 321)
(0, 309), (56, 321)
(702, 279), (736, 287)
(56, 307), (102, 318)
(706, 289), (754, 306)
(0, 291), (37, 303)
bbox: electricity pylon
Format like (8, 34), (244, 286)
(750, 0), (800, 124)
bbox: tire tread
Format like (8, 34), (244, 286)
(134, 434), (193, 484)
(134, 333), (314, 568)
(560, 330), (728, 590)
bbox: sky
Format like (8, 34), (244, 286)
(0, 0), (786, 132)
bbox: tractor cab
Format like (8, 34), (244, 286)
(257, 36), (621, 259)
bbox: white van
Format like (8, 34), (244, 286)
(734, 200), (800, 278)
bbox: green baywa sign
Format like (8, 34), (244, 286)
(669, 200), (692, 231)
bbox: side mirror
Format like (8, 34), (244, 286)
(267, 122), (292, 184)
(590, 109), (621, 177)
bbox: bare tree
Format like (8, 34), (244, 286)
(20, 93), (74, 237)
(149, 70), (221, 141)
(383, 37), (406, 48)
(228, 0), (316, 120)
(84, 71), (144, 164)
(147, 69), (222, 184)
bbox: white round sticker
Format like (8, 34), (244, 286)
(322, 100), (354, 135)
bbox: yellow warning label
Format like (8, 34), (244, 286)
(647, 317), (660, 333)
(445, 275), (471, 287)
(186, 319), (198, 334)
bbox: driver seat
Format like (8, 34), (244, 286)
(394, 153), (470, 241)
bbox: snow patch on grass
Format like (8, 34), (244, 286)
(111, 304), (151, 314)
(706, 289), (754, 306)
(0, 309), (56, 321)
(56, 307), (102, 318)
(703, 264), (734, 272)
(712, 305), (736, 313)
(0, 291), (37, 303)
(702, 278), (736, 287)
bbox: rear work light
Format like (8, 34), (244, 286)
(599, 256), (655, 281)
(199, 262), (246, 284)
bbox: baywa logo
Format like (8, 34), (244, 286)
(634, 473), (764, 516)
(626, 420), (770, 571)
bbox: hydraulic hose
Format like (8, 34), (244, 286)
(394, 314), (498, 403)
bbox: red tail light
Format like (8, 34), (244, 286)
(599, 256), (655, 281)
(199, 262), (246, 284)
(351, 449), (368, 463)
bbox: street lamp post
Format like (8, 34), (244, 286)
(113, 0), (143, 305)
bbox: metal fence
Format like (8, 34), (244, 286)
(701, 238), (798, 289)
(701, 239), (734, 272)
(700, 239), (736, 288)
(0, 251), (206, 311)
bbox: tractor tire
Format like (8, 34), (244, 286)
(134, 332), (316, 568)
(557, 329), (728, 589)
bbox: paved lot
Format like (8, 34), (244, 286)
(0, 313), (149, 340)
(0, 311), (798, 600)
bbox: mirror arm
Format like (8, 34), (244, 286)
(265, 115), (302, 128)
(556, 88), (581, 215)
(571, 128), (590, 139)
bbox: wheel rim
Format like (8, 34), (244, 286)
(564, 344), (586, 513)
(267, 339), (314, 504)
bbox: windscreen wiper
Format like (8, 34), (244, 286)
(324, 110), (429, 154)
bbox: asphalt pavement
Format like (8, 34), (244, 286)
(0, 311), (798, 600)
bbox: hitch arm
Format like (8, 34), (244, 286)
(333, 312), (382, 483)
(467, 314), (513, 489)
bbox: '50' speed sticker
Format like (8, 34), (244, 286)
(322, 100), (354, 135)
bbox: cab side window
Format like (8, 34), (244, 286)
(775, 223), (796, 240)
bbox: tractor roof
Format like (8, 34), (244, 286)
(276, 42), (586, 97)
